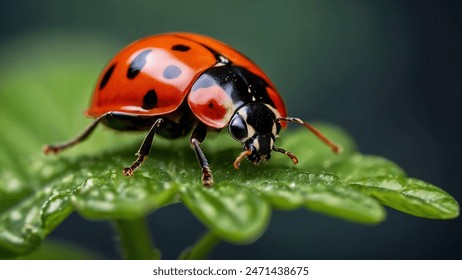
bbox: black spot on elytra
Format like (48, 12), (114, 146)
(127, 49), (151, 79)
(99, 63), (116, 90)
(142, 89), (158, 110)
(163, 65), (182, 79)
(171, 44), (190, 52)
(171, 34), (231, 65)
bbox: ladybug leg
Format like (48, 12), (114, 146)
(190, 124), (213, 187)
(273, 147), (299, 165)
(43, 114), (108, 154)
(123, 118), (164, 176)
(233, 150), (252, 169)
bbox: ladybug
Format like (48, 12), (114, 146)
(44, 33), (341, 187)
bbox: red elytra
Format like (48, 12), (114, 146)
(44, 32), (341, 187)
(86, 33), (286, 126)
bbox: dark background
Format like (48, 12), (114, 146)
(1, 0), (461, 259)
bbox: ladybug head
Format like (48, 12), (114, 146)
(229, 103), (342, 169)
(228, 103), (342, 169)
(228, 103), (284, 167)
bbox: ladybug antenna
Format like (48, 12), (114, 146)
(276, 117), (342, 154)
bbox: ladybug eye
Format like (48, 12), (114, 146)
(229, 115), (249, 142)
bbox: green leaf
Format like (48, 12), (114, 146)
(300, 180), (386, 224)
(0, 170), (34, 213)
(329, 154), (406, 182)
(231, 170), (385, 224)
(70, 164), (180, 220)
(181, 183), (271, 244)
(0, 154), (94, 256)
(0, 177), (77, 255)
(349, 177), (459, 219)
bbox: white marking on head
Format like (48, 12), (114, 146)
(245, 124), (256, 141)
(237, 106), (247, 119)
(252, 137), (260, 151)
(235, 106), (256, 139)
(264, 104), (282, 119)
(263, 104), (281, 136)
(272, 123), (278, 136)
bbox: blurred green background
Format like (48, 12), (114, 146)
(1, 0), (461, 259)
